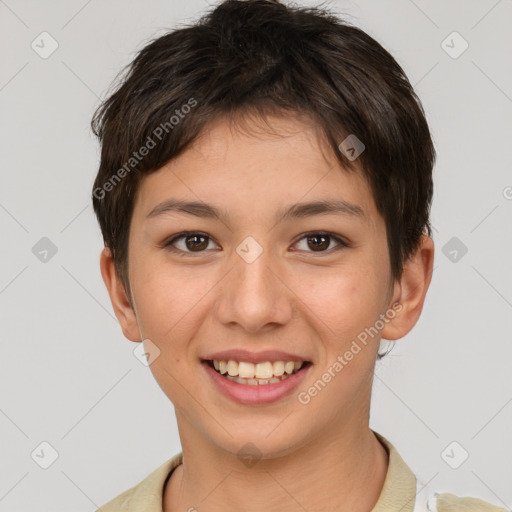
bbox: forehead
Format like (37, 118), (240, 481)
(134, 113), (380, 229)
(188, 112), (344, 172)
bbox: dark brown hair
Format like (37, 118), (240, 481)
(91, 0), (435, 299)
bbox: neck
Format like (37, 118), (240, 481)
(164, 419), (388, 512)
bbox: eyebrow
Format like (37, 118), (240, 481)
(146, 198), (365, 222)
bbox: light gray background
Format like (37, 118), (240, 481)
(1, 0), (511, 510)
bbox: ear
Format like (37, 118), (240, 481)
(380, 234), (434, 341)
(99, 247), (141, 342)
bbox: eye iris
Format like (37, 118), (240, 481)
(186, 235), (208, 251)
(307, 234), (329, 251)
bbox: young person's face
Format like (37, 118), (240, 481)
(103, 113), (430, 458)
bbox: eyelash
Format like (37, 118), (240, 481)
(162, 230), (349, 256)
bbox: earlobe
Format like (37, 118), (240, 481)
(99, 247), (141, 342)
(380, 234), (435, 341)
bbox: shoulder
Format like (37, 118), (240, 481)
(432, 492), (509, 512)
(415, 480), (509, 512)
(98, 485), (134, 511)
(95, 452), (183, 512)
(373, 431), (508, 512)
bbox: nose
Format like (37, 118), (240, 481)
(214, 245), (294, 334)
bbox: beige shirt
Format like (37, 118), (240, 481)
(97, 431), (508, 512)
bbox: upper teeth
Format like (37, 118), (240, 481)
(213, 360), (304, 379)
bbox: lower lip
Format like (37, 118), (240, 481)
(202, 361), (312, 405)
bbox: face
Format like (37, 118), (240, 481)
(116, 114), (402, 458)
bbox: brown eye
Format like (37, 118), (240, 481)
(307, 234), (330, 251)
(293, 232), (347, 253)
(185, 234), (209, 251)
(164, 232), (219, 254)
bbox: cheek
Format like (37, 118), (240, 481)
(128, 249), (204, 342)
(294, 263), (384, 338)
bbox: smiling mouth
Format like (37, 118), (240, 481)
(203, 359), (312, 386)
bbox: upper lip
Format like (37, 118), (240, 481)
(202, 349), (312, 364)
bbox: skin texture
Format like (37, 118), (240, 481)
(100, 113), (434, 512)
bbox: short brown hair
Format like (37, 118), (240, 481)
(91, 0), (435, 297)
